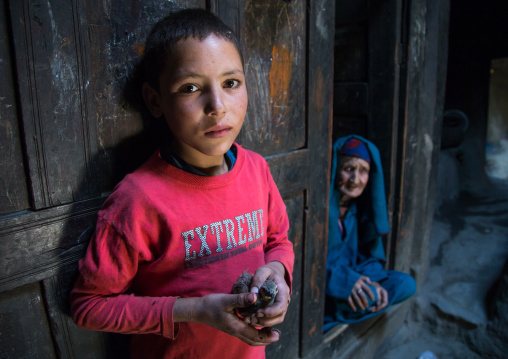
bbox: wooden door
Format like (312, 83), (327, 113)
(310, 0), (448, 357)
(0, 1), (334, 358)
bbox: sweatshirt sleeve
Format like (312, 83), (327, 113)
(70, 217), (180, 339)
(263, 165), (294, 291)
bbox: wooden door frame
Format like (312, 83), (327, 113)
(303, 0), (450, 357)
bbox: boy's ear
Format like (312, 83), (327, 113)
(142, 82), (163, 118)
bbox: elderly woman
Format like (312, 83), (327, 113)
(324, 135), (416, 331)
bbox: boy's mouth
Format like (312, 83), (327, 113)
(205, 124), (232, 139)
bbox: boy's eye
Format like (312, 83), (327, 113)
(179, 84), (199, 93)
(224, 79), (241, 89)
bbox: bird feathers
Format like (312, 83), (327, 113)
(231, 270), (278, 317)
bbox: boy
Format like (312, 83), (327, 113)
(71, 8), (294, 359)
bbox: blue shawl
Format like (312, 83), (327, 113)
(328, 135), (389, 262)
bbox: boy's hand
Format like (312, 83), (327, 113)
(247, 261), (290, 328)
(195, 293), (280, 346)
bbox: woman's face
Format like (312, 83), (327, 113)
(338, 156), (370, 200)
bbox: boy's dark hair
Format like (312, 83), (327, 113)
(143, 8), (244, 90)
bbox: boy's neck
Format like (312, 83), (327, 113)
(169, 141), (229, 176)
(191, 158), (228, 176)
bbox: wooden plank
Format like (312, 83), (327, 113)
(209, 0), (244, 39)
(391, 0), (449, 281)
(300, 0), (335, 356)
(367, 0), (403, 269)
(265, 149), (310, 197)
(266, 192), (304, 359)
(42, 264), (129, 359)
(9, 0), (100, 209)
(233, 0), (306, 156)
(416, 0), (449, 284)
(409, 0), (450, 285)
(0, 2), (30, 215)
(0, 283), (56, 359)
(0, 197), (104, 293)
(392, 0), (430, 274)
(308, 302), (411, 358)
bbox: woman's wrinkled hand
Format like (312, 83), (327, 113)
(348, 276), (375, 311)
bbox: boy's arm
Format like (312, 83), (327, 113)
(70, 216), (181, 338)
(71, 274), (180, 338)
(71, 276), (280, 345)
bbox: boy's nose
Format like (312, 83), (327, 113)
(204, 88), (227, 117)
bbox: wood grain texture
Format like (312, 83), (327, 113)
(396, 0), (449, 284)
(43, 264), (129, 359)
(367, 0), (403, 270)
(0, 197), (104, 293)
(266, 193), (304, 359)
(9, 0), (100, 209)
(0, 283), (56, 359)
(414, 0), (449, 285)
(236, 0), (306, 156)
(300, 0), (335, 355)
(0, 2), (30, 215)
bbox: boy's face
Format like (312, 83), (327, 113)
(337, 156), (370, 200)
(143, 34), (247, 166)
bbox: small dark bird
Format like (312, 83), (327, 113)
(231, 271), (278, 317)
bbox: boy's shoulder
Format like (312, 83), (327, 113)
(102, 152), (167, 206)
(237, 144), (267, 167)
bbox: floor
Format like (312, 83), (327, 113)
(375, 177), (508, 359)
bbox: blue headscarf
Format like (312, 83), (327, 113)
(329, 135), (389, 261)
(339, 138), (371, 163)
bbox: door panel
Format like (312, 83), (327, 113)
(0, 283), (56, 359)
(0, 2), (30, 215)
(9, 0), (100, 209)
(0, 0), (334, 358)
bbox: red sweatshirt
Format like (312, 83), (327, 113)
(70, 143), (294, 359)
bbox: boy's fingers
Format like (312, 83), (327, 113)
(250, 268), (271, 292)
(230, 292), (257, 309)
(231, 323), (275, 346)
(239, 322), (281, 346)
